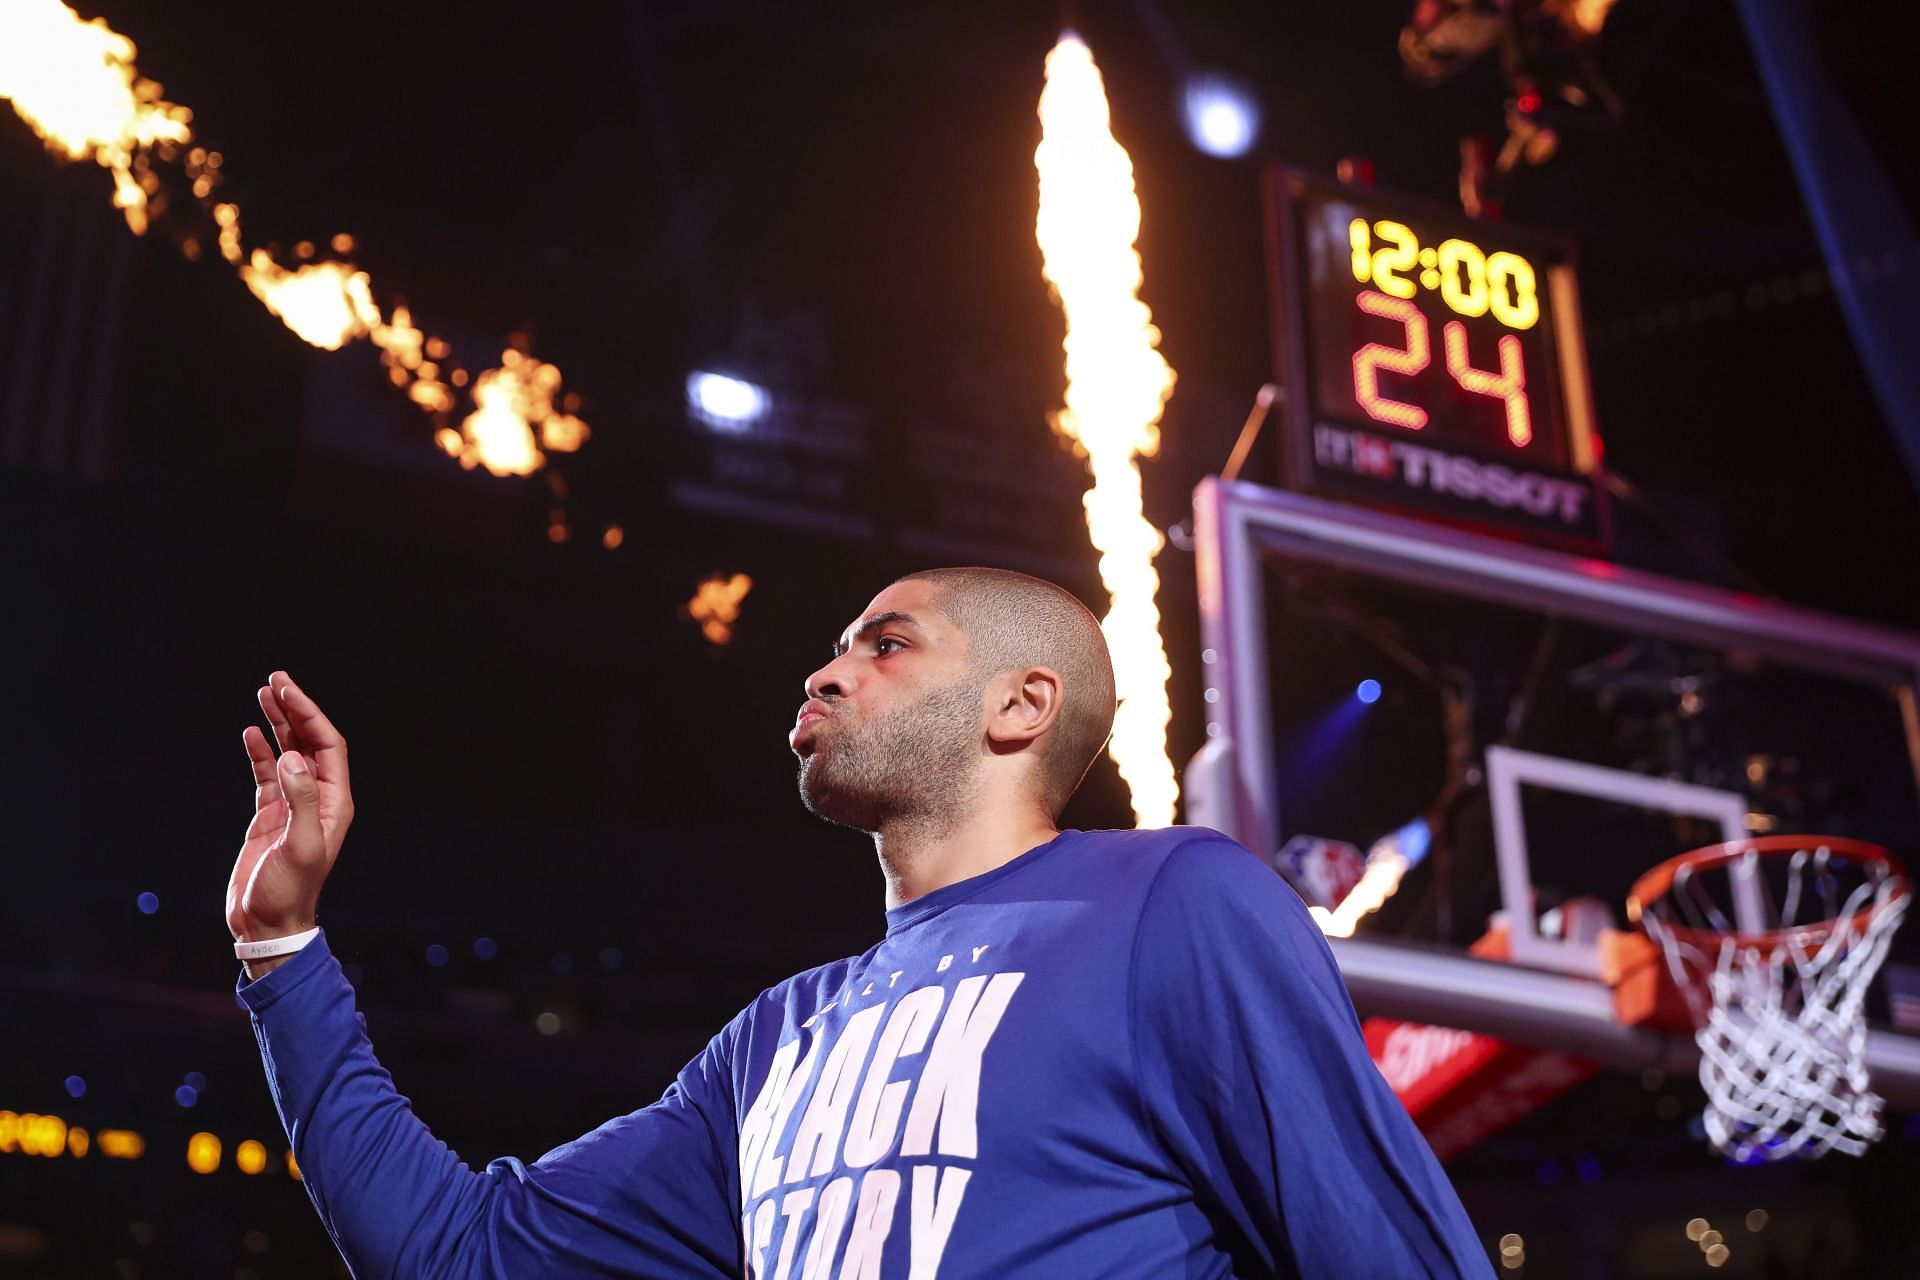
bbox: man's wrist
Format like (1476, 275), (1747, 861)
(235, 923), (320, 981)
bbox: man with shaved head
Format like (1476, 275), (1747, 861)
(792, 569), (1119, 901)
(230, 569), (1490, 1279)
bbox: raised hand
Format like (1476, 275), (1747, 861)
(227, 672), (356, 974)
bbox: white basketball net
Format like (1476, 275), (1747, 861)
(1641, 844), (1909, 1163)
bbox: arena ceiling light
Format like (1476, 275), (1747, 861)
(686, 371), (771, 431)
(1182, 73), (1261, 159)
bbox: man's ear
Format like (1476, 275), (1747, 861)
(985, 666), (1063, 751)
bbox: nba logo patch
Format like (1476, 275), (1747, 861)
(1272, 835), (1366, 910)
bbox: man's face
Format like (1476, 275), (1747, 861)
(791, 581), (983, 832)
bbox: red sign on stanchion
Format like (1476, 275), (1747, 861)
(1361, 927), (1597, 1161)
(1363, 1018), (1595, 1162)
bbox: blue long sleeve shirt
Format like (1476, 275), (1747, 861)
(240, 826), (1493, 1278)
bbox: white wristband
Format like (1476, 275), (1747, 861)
(235, 927), (321, 962)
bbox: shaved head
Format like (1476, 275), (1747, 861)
(897, 567), (1116, 817)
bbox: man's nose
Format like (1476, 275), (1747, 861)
(805, 659), (850, 701)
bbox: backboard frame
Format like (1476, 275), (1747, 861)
(1185, 475), (1920, 1104)
(1189, 475), (1920, 866)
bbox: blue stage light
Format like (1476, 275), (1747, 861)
(136, 891), (159, 915)
(687, 371), (770, 431)
(1183, 74), (1261, 159)
(472, 936), (498, 960)
(1355, 679), (1382, 704)
(425, 944), (449, 968)
(64, 1075), (86, 1099)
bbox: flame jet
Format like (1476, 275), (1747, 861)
(1035, 35), (1179, 828)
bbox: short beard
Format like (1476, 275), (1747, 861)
(797, 677), (981, 834)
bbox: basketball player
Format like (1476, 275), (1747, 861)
(230, 568), (1492, 1278)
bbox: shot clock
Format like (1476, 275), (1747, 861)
(1265, 169), (1607, 550)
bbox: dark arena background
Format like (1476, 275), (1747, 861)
(4, 1), (1920, 1276)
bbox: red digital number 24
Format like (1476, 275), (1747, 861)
(1351, 289), (1533, 447)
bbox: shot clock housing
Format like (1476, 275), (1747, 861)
(1264, 168), (1609, 553)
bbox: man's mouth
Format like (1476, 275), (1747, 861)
(790, 701), (832, 749)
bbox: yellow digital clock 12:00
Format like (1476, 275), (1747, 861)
(1348, 218), (1540, 330)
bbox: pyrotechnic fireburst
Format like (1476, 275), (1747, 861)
(239, 251), (380, 351)
(1306, 819), (1429, 938)
(683, 573), (754, 646)
(1035, 34), (1179, 828)
(1309, 851), (1410, 937)
(435, 349), (590, 478)
(1567, 0), (1621, 38)
(0, 0), (594, 492)
(0, 0), (189, 233)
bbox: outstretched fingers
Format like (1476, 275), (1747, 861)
(258, 682), (296, 755)
(267, 671), (352, 797)
(234, 725), (287, 933)
(244, 724), (282, 812)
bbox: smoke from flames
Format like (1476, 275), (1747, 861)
(1035, 34), (1180, 828)
(0, 0), (595, 494)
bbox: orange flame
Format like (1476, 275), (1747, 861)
(239, 251), (380, 351)
(683, 573), (753, 645)
(431, 349), (592, 478)
(371, 306), (457, 413)
(0, 0), (191, 234)
(454, 363), (543, 477)
(1308, 850), (1412, 937)
(0, 1), (599, 503)
(1562, 0), (1620, 38)
(1035, 35), (1179, 828)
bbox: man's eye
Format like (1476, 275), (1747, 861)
(875, 636), (904, 655)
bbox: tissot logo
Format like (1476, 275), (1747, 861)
(1312, 423), (1593, 530)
